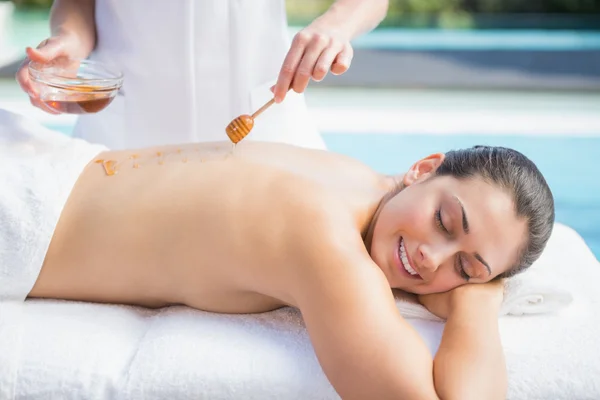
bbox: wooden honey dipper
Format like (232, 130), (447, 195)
(226, 98), (275, 144)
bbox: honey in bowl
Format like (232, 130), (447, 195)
(29, 59), (123, 115)
(41, 84), (115, 114)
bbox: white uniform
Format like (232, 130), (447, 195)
(72, 0), (326, 150)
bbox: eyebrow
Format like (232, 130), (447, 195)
(452, 196), (492, 276)
(453, 196), (470, 234)
(474, 253), (492, 276)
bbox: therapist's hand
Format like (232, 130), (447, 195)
(272, 24), (353, 103)
(16, 34), (89, 114)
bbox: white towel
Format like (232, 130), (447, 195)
(0, 109), (107, 301)
(500, 269), (573, 316)
(0, 299), (444, 400)
(0, 302), (24, 400)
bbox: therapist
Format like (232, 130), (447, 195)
(16, 0), (389, 150)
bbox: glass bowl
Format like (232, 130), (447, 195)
(28, 58), (124, 114)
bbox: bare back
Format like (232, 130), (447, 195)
(29, 141), (391, 312)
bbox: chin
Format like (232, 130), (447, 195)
(394, 284), (433, 296)
(396, 286), (423, 295)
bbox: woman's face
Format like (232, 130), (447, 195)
(370, 153), (528, 295)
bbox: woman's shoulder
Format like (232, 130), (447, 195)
(285, 201), (384, 288)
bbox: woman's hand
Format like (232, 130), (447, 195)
(418, 280), (505, 320)
(272, 25), (354, 103)
(16, 34), (90, 114)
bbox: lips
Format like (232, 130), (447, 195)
(397, 237), (422, 279)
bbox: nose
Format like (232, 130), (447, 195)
(417, 243), (452, 273)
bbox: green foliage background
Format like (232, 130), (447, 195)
(286, 0), (600, 15)
(3, 0), (599, 29)
(286, 0), (600, 29)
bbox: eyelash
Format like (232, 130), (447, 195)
(434, 209), (447, 233)
(435, 209), (470, 282)
(457, 257), (470, 281)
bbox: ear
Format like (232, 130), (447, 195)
(403, 153), (445, 187)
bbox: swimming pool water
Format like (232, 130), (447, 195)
(322, 134), (600, 261)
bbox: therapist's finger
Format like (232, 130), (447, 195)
(274, 32), (310, 103)
(30, 97), (61, 115)
(27, 37), (65, 63)
(17, 41), (62, 98)
(290, 36), (330, 94)
(311, 44), (342, 82)
(330, 44), (354, 76)
(16, 57), (37, 97)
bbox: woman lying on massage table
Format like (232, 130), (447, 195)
(27, 140), (554, 400)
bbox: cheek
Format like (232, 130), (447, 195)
(380, 199), (430, 235)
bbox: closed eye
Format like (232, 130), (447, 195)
(437, 209), (470, 281)
(435, 209), (448, 234)
(457, 255), (470, 282)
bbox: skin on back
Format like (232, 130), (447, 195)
(29, 140), (390, 311)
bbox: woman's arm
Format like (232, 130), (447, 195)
(294, 227), (439, 400)
(421, 282), (507, 400)
(49, 0), (97, 57)
(312, 0), (389, 41)
(299, 261), (440, 400)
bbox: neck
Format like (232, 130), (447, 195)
(362, 175), (405, 253)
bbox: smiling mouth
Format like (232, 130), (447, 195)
(398, 237), (422, 279)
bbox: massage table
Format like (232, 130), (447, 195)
(0, 223), (597, 399)
(1, 109), (599, 399)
